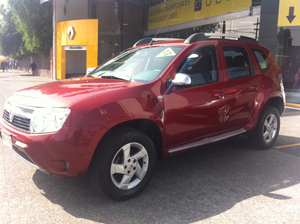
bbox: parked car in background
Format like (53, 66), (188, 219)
(0, 33), (285, 201)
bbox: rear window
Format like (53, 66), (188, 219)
(252, 48), (271, 73)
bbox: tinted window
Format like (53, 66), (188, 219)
(177, 46), (218, 86)
(252, 48), (271, 73)
(89, 46), (184, 83)
(223, 46), (252, 79)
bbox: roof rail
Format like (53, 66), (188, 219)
(133, 38), (184, 47)
(184, 33), (207, 44)
(184, 33), (258, 45)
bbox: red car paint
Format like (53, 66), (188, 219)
(0, 37), (285, 179)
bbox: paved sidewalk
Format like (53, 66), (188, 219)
(0, 69), (52, 109)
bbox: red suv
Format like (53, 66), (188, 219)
(0, 33), (285, 201)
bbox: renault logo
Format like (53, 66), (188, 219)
(9, 111), (14, 123)
(67, 26), (75, 40)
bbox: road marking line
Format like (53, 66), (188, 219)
(275, 143), (300, 149)
(283, 112), (300, 114)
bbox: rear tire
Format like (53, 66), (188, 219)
(249, 106), (280, 150)
(89, 128), (156, 201)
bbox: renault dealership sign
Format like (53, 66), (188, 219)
(148, 0), (252, 30)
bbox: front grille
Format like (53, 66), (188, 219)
(3, 109), (31, 132)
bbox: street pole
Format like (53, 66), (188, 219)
(254, 18), (259, 41)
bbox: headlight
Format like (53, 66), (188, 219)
(30, 108), (71, 133)
(3, 99), (12, 113)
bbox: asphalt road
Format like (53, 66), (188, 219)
(1, 70), (300, 224)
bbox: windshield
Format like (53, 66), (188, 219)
(88, 46), (184, 83)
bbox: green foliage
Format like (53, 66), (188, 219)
(0, 4), (24, 58)
(0, 0), (52, 58)
(9, 0), (53, 56)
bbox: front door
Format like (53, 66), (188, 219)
(163, 45), (226, 148)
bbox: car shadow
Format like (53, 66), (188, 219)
(32, 135), (300, 223)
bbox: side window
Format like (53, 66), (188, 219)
(223, 46), (252, 79)
(252, 48), (271, 73)
(178, 46), (218, 86)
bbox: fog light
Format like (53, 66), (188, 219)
(15, 141), (28, 148)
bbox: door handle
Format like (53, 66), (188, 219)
(214, 93), (224, 99)
(249, 85), (259, 91)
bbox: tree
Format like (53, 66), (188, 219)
(8, 0), (53, 56)
(0, 4), (24, 57)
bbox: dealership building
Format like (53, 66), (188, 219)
(50, 0), (300, 88)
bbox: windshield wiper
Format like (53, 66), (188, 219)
(101, 75), (131, 81)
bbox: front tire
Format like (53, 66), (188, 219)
(249, 106), (280, 150)
(89, 128), (157, 201)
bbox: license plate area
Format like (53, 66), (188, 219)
(2, 130), (13, 149)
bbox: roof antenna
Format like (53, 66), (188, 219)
(150, 0), (181, 46)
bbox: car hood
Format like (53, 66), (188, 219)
(9, 77), (141, 108)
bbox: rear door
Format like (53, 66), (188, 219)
(221, 44), (261, 132)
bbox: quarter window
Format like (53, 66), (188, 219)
(252, 48), (271, 73)
(223, 46), (252, 79)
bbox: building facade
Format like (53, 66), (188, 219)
(53, 0), (300, 89)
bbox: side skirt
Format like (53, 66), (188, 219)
(168, 128), (246, 154)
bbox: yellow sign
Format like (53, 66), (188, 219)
(148, 0), (252, 30)
(278, 0), (300, 26)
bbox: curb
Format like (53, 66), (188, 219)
(286, 102), (300, 108)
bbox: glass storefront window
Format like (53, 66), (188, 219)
(90, 0), (262, 73)
(154, 15), (260, 41)
(150, 0), (261, 7)
(224, 15), (260, 40)
(276, 26), (300, 90)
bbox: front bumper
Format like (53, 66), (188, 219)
(0, 120), (107, 178)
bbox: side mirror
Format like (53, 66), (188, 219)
(172, 73), (192, 86)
